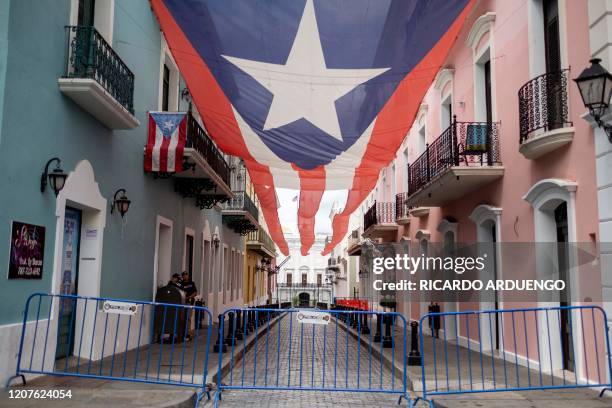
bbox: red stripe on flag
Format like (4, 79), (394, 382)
(144, 113), (156, 172)
(293, 165), (325, 256)
(175, 115), (187, 172)
(322, 0), (476, 255)
(150, 0), (289, 255)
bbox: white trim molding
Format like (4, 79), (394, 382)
(523, 178), (578, 208)
(416, 103), (428, 127)
(437, 218), (458, 237)
(466, 12), (496, 51)
(415, 229), (431, 242)
(433, 67), (455, 95)
(469, 204), (502, 226)
(52, 160), (107, 298)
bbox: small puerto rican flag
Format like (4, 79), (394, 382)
(144, 112), (187, 173)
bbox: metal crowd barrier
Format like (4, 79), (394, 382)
(7, 293), (214, 406)
(214, 307), (409, 405)
(414, 305), (612, 407)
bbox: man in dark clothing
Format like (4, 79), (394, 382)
(180, 272), (198, 340)
(180, 271), (198, 304)
(169, 273), (182, 290)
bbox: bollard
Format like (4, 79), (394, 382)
(407, 320), (422, 366)
(213, 314), (227, 353)
(224, 311), (236, 346)
(235, 310), (244, 340)
(360, 313), (370, 334)
(382, 315), (393, 348)
(373, 313), (382, 342)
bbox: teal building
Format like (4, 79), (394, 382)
(0, 0), (258, 384)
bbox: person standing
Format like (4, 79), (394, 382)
(181, 271), (198, 340)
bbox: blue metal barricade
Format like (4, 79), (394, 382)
(7, 293), (214, 406)
(413, 305), (612, 407)
(214, 307), (409, 406)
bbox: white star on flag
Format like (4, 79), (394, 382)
(223, 0), (389, 141)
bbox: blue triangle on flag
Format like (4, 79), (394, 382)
(151, 112), (185, 138)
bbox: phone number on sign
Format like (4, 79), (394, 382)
(8, 389), (72, 399)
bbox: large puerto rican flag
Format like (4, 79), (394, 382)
(150, 0), (475, 256)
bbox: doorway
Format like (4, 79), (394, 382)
(555, 202), (574, 371)
(154, 217), (173, 292)
(56, 207), (82, 360)
(298, 292), (310, 307)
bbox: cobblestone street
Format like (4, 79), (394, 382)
(206, 312), (407, 407)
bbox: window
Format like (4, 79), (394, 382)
(162, 64), (170, 111)
(203, 239), (211, 295)
(183, 228), (195, 279)
(286, 273), (292, 285)
(72, 0), (114, 43)
(159, 36), (180, 111)
(301, 273), (307, 285)
(317, 274), (322, 286)
(484, 60), (492, 124)
(543, 0), (561, 73)
(418, 126), (426, 155)
(77, 0), (95, 26)
(441, 95), (453, 130)
(403, 149), (409, 186)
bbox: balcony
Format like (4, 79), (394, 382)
(246, 228), (276, 258)
(518, 69), (574, 159)
(347, 228), (362, 256)
(406, 119), (504, 207)
(221, 191), (259, 235)
(173, 113), (233, 207)
(395, 192), (411, 225)
(362, 201), (398, 240)
(58, 26), (139, 129)
(327, 256), (341, 270)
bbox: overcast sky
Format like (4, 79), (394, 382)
(276, 188), (348, 239)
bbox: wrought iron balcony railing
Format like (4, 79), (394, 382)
(518, 69), (572, 143)
(277, 283), (331, 289)
(222, 190), (259, 221)
(395, 192), (412, 220)
(186, 113), (231, 187)
(348, 228), (361, 248)
(64, 26), (135, 114)
(363, 201), (395, 231)
(407, 118), (501, 195)
(246, 228), (275, 254)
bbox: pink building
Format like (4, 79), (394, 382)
(348, 0), (608, 385)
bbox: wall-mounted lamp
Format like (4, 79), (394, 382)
(111, 189), (131, 218)
(574, 58), (612, 142)
(212, 233), (221, 249)
(40, 157), (67, 196)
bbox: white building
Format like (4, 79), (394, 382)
(274, 229), (332, 306)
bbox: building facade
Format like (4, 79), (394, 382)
(343, 0), (606, 385)
(0, 0), (271, 385)
(275, 231), (332, 307)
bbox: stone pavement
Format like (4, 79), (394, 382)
(205, 312), (408, 407)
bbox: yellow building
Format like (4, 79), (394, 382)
(242, 169), (276, 305)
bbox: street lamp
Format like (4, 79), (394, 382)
(111, 189), (131, 218)
(574, 58), (612, 142)
(40, 157), (67, 196)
